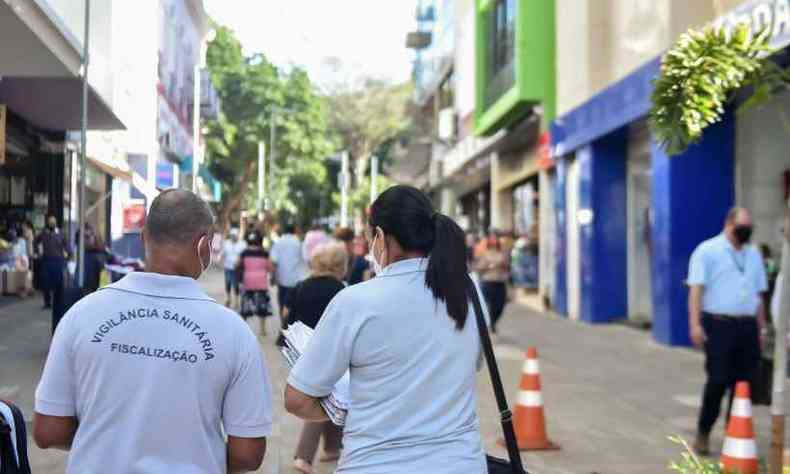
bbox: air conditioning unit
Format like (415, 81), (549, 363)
(438, 107), (457, 142)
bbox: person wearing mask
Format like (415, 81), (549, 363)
(222, 228), (246, 308)
(476, 232), (511, 334)
(333, 227), (370, 285)
(238, 230), (274, 336)
(270, 224), (305, 318)
(35, 214), (71, 331)
(688, 207), (767, 455)
(283, 242), (348, 473)
(285, 185), (487, 474)
(33, 189), (272, 474)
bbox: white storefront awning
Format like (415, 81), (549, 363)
(0, 0), (124, 131)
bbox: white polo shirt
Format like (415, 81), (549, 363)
(271, 233), (307, 287)
(35, 272), (273, 474)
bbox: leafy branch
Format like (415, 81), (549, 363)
(649, 23), (790, 156)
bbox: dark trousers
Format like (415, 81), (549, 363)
(41, 257), (66, 334)
(277, 285), (294, 327)
(482, 281), (508, 332)
(698, 315), (760, 435)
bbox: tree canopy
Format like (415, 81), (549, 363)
(204, 25), (336, 228)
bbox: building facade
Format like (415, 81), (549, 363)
(550, 0), (790, 345)
(406, 0), (789, 346)
(0, 0), (124, 245)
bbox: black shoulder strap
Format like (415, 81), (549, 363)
(468, 275), (525, 474)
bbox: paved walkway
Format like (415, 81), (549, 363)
(3, 269), (790, 473)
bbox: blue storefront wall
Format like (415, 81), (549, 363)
(553, 156), (568, 316)
(551, 55), (738, 344)
(577, 129), (628, 323)
(650, 113), (735, 345)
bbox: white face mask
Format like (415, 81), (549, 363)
(368, 228), (385, 275)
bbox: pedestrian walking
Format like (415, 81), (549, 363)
(283, 241), (348, 474)
(238, 230), (274, 336)
(34, 214), (70, 332)
(285, 185), (487, 474)
(75, 224), (108, 294)
(476, 231), (511, 333)
(221, 227), (246, 308)
(33, 189), (272, 474)
(688, 207), (768, 455)
(271, 224), (306, 318)
(333, 227), (371, 285)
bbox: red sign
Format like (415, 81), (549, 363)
(123, 204), (146, 233)
(536, 131), (554, 170)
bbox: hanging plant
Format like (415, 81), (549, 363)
(649, 23), (790, 156)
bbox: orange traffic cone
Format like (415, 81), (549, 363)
(721, 381), (758, 474)
(499, 347), (560, 451)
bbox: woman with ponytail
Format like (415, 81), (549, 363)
(285, 185), (487, 474)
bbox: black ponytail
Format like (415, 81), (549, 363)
(370, 185), (471, 330)
(425, 213), (470, 329)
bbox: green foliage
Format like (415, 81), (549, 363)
(333, 174), (397, 221)
(326, 78), (413, 169)
(649, 23), (790, 156)
(204, 25), (336, 225)
(667, 437), (722, 474)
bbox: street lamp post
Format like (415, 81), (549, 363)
(258, 142), (266, 211)
(77, 0), (91, 289)
(370, 155), (379, 204)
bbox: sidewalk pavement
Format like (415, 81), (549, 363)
(2, 270), (789, 473)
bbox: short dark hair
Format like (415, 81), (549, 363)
(283, 224), (295, 234)
(334, 227), (354, 243)
(145, 189), (214, 245)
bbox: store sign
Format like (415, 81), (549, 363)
(0, 105), (6, 166)
(156, 161), (174, 188)
(713, 0), (790, 49)
(123, 204), (146, 233)
(536, 132), (554, 170)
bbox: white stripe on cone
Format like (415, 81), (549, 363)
(722, 436), (757, 459)
(518, 390), (543, 407)
(523, 359), (540, 375)
(730, 398), (752, 418)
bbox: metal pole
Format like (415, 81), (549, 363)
(340, 151), (349, 228)
(258, 142), (265, 211)
(771, 205), (790, 474)
(370, 155), (378, 204)
(192, 53), (201, 193)
(269, 110), (275, 206)
(77, 0), (90, 289)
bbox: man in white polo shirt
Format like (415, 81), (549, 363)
(33, 189), (272, 473)
(270, 224), (306, 318)
(688, 206), (767, 455)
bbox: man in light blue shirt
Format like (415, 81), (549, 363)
(687, 207), (767, 455)
(271, 224), (306, 316)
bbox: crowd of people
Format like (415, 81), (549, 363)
(32, 185), (504, 474)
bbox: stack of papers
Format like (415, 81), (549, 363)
(280, 322), (350, 426)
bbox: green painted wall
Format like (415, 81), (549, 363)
(475, 0), (556, 136)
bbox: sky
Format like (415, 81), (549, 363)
(204, 0), (416, 88)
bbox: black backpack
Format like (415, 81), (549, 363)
(0, 400), (31, 474)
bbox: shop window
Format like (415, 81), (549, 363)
(485, 0), (516, 110)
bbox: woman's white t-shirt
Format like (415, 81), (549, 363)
(289, 258), (486, 474)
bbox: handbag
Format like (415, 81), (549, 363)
(468, 274), (528, 474)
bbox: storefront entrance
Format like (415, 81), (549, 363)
(566, 156), (581, 320)
(627, 123), (653, 324)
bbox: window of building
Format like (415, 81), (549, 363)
(485, 0), (516, 110)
